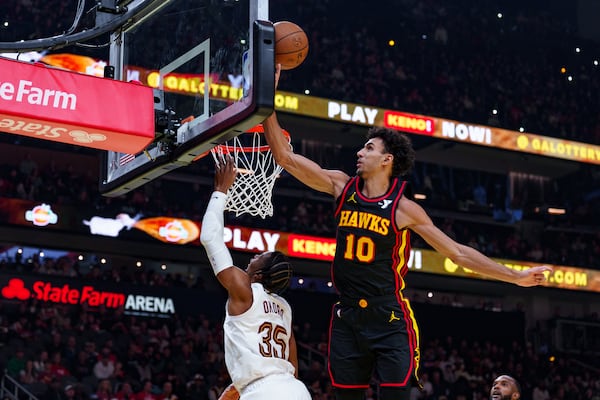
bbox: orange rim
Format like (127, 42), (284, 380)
(214, 124), (291, 153)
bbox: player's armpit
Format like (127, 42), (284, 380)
(217, 383), (239, 400)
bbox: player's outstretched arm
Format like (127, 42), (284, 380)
(262, 64), (350, 198)
(397, 197), (552, 286)
(200, 155), (253, 314)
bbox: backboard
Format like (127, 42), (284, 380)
(99, 0), (274, 197)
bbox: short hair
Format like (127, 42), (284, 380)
(367, 127), (415, 177)
(496, 375), (521, 395)
(510, 376), (522, 395)
(259, 251), (293, 295)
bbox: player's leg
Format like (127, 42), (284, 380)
(328, 304), (373, 399)
(240, 374), (310, 400)
(371, 303), (419, 400)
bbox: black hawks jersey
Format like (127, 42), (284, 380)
(332, 176), (411, 299)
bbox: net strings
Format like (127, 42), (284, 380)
(210, 132), (288, 218)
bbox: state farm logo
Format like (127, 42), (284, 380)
(25, 203), (58, 226)
(0, 79), (77, 110)
(69, 130), (107, 144)
(0, 118), (107, 145)
(2, 278), (31, 300)
(0, 278), (175, 315)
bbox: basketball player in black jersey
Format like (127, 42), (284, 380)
(262, 64), (552, 400)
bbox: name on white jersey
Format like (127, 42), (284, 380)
(263, 300), (284, 317)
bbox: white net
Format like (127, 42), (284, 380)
(210, 128), (290, 218)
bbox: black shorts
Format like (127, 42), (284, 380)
(327, 296), (420, 389)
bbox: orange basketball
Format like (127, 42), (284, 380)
(274, 21), (309, 70)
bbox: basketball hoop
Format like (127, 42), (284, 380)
(210, 124), (291, 219)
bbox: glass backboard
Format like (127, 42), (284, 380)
(99, 0), (274, 197)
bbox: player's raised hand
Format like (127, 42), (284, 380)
(214, 154), (237, 194)
(515, 265), (553, 287)
(275, 63), (281, 89)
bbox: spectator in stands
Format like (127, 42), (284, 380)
(62, 335), (79, 371)
(172, 342), (200, 382)
(132, 355), (153, 383)
(157, 381), (178, 400)
(185, 374), (209, 400)
(134, 379), (157, 400)
(96, 379), (114, 400)
(19, 359), (37, 385)
(43, 377), (67, 400)
(46, 351), (71, 382)
(430, 369), (452, 400)
(71, 350), (93, 380)
(532, 380), (550, 400)
(47, 332), (64, 356)
(93, 349), (116, 380)
(64, 384), (87, 400)
(411, 372), (434, 400)
(115, 381), (135, 400)
(6, 348), (27, 378)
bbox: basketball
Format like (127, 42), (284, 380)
(274, 21), (309, 70)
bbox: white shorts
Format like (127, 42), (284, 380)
(240, 373), (311, 400)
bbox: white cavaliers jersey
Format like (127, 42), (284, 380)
(224, 283), (296, 390)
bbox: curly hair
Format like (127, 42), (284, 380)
(366, 127), (415, 177)
(259, 251), (293, 295)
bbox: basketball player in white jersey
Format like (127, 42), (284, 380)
(200, 155), (312, 400)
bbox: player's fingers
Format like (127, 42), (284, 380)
(534, 272), (546, 283)
(226, 155), (235, 171)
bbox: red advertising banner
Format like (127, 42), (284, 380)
(0, 57), (155, 153)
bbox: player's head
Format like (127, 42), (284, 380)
(247, 251), (293, 295)
(490, 375), (521, 400)
(366, 127), (415, 177)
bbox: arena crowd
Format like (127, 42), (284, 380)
(0, 1), (599, 399)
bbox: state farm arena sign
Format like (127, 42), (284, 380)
(0, 274), (219, 318)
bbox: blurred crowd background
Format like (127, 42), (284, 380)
(0, 0), (599, 399)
